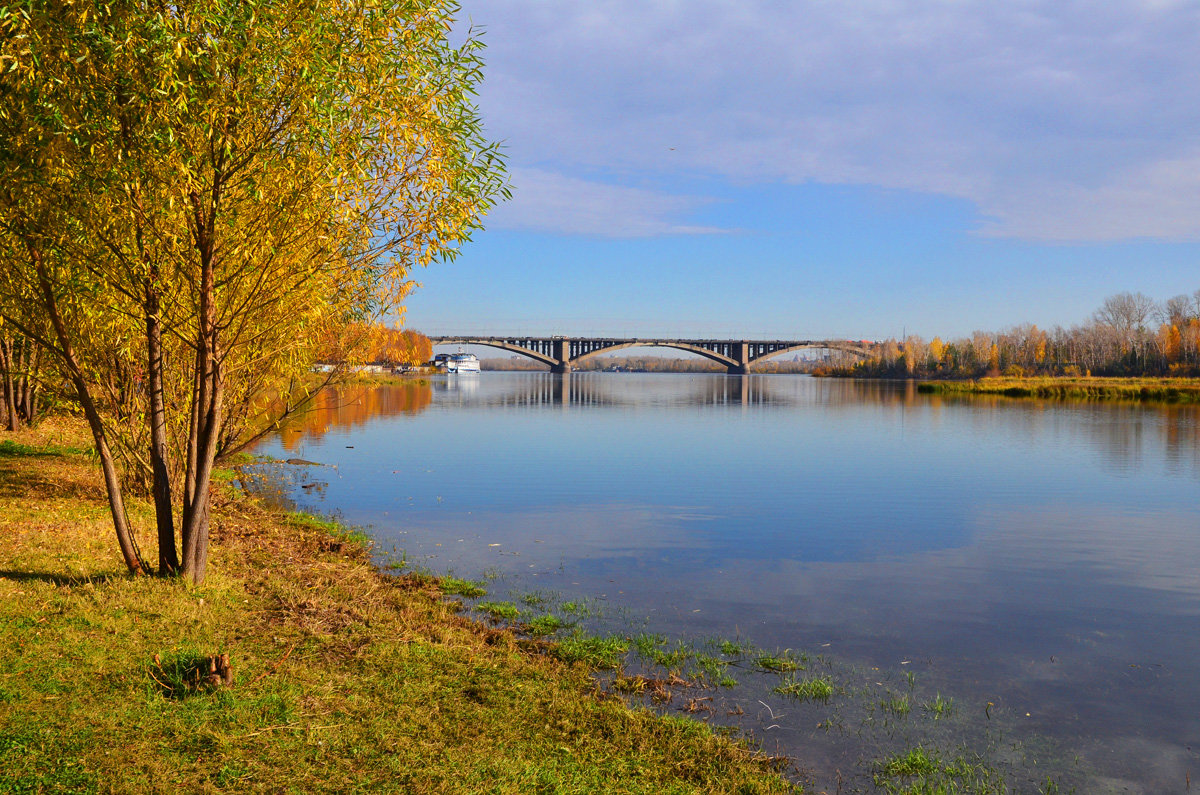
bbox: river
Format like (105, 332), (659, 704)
(250, 372), (1200, 793)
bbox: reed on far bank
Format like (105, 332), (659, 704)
(916, 376), (1200, 402)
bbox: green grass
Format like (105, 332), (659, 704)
(694, 654), (737, 688)
(0, 421), (792, 794)
(551, 632), (629, 669)
(438, 576), (487, 598)
(633, 633), (692, 669)
(879, 747), (938, 778)
(774, 676), (834, 701)
(717, 638), (755, 657)
(873, 747), (1006, 794)
(0, 438), (91, 458)
(518, 590), (553, 609)
(475, 601), (520, 621)
(632, 632), (664, 658)
(558, 599), (601, 618)
(285, 510), (373, 548)
(880, 694), (911, 716)
(755, 652), (804, 673)
(525, 614), (568, 637)
(923, 693), (954, 720)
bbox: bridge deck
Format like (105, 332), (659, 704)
(430, 336), (874, 374)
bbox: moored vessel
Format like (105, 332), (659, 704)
(433, 350), (481, 374)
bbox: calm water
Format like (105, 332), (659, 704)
(253, 373), (1200, 792)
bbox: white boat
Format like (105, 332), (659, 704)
(434, 350), (481, 374)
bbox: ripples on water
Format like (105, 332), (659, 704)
(253, 373), (1200, 793)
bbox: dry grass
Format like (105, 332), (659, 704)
(0, 419), (795, 793)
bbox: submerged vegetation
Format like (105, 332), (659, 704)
(774, 677), (835, 702)
(440, 579), (1085, 792)
(872, 747), (1006, 795)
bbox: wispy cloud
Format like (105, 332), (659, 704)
(485, 168), (725, 237)
(468, 0), (1200, 241)
(981, 149), (1200, 242)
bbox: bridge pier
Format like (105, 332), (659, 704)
(551, 337), (572, 373)
(726, 341), (750, 375)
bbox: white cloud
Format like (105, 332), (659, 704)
(484, 167), (725, 237)
(982, 149), (1200, 241)
(465, 0), (1200, 241)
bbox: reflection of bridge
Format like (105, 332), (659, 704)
(435, 372), (787, 408)
(429, 336), (875, 374)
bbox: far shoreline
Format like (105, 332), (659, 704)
(911, 375), (1200, 402)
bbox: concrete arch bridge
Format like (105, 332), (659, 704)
(429, 336), (875, 374)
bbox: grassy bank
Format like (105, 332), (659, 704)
(0, 419), (792, 793)
(916, 376), (1200, 402)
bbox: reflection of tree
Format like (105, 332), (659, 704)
(916, 392), (1200, 478)
(279, 383), (432, 450)
(1091, 403), (1200, 477)
(1163, 406), (1200, 477)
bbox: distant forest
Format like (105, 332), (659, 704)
(822, 290), (1200, 379)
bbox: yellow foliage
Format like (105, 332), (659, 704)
(1159, 323), (1183, 363)
(928, 336), (945, 364)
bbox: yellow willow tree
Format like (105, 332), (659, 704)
(0, 0), (507, 583)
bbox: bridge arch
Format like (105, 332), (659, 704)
(571, 341), (737, 369)
(746, 341), (872, 366)
(431, 337), (557, 368)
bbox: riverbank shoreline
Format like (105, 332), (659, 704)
(915, 375), (1200, 401)
(0, 418), (792, 793)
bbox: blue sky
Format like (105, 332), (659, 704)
(405, 1), (1200, 341)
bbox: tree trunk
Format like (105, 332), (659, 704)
(32, 246), (145, 576)
(20, 342), (38, 425)
(181, 336), (222, 585)
(146, 280), (179, 575)
(181, 191), (223, 586)
(0, 336), (15, 431)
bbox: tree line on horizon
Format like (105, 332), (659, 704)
(825, 290), (1200, 379)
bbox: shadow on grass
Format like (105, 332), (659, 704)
(0, 467), (110, 503)
(0, 569), (122, 587)
(148, 651), (233, 700)
(0, 440), (90, 458)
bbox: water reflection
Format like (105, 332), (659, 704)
(256, 373), (1200, 793)
(432, 372), (796, 409)
(280, 374), (1200, 429)
(278, 373), (807, 428)
(278, 381), (433, 450)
